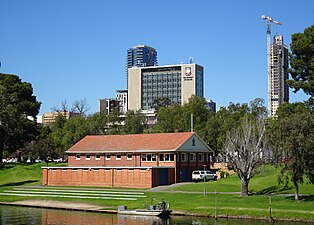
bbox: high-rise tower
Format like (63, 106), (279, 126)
(127, 44), (157, 68)
(268, 35), (289, 117)
(126, 45), (157, 87)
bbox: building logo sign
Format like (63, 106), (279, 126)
(184, 67), (193, 81)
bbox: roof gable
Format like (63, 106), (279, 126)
(66, 132), (194, 153)
(177, 133), (212, 153)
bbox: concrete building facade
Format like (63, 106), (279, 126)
(126, 45), (158, 88)
(42, 132), (213, 188)
(268, 35), (289, 117)
(42, 111), (71, 125)
(99, 98), (119, 115)
(115, 90), (128, 114)
(128, 64), (204, 110)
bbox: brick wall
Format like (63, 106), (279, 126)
(42, 168), (154, 188)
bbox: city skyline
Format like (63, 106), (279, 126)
(1, 0), (313, 115)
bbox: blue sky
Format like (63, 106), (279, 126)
(1, 0), (313, 115)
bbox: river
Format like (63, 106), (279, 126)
(0, 205), (308, 225)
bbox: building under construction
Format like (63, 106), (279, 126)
(268, 35), (289, 117)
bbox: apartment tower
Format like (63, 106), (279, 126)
(268, 35), (289, 117)
(126, 45), (158, 86)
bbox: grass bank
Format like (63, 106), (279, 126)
(171, 165), (314, 195)
(0, 163), (313, 221)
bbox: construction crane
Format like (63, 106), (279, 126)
(261, 15), (282, 48)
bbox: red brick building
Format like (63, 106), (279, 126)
(42, 132), (213, 188)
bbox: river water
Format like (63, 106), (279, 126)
(0, 205), (308, 225)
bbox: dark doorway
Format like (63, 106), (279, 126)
(159, 168), (168, 185)
(180, 168), (189, 182)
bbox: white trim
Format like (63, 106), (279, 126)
(127, 153), (133, 160)
(75, 154), (81, 160)
(42, 166), (174, 169)
(181, 153), (188, 162)
(67, 149), (177, 154)
(190, 153), (196, 162)
(105, 153), (111, 160)
(116, 153), (121, 160)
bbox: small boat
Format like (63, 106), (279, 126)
(118, 199), (171, 217)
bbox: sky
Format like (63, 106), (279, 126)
(1, 0), (313, 115)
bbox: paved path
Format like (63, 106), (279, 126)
(148, 182), (193, 192)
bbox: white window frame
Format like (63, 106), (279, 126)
(141, 153), (156, 162)
(116, 153), (121, 160)
(85, 154), (90, 160)
(127, 153), (133, 160)
(75, 154), (81, 160)
(190, 153), (196, 162)
(105, 153), (111, 160)
(198, 153), (204, 162)
(159, 153), (174, 162)
(181, 153), (187, 162)
(95, 154), (100, 161)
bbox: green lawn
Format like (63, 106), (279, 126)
(0, 162), (66, 188)
(171, 165), (314, 195)
(0, 163), (313, 221)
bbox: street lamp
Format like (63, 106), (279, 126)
(203, 164), (206, 195)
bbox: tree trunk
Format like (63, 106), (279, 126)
(294, 181), (299, 201)
(241, 177), (249, 196)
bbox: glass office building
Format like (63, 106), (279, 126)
(127, 45), (157, 68)
(128, 64), (204, 110)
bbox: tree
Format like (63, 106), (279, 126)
(182, 95), (209, 136)
(51, 115), (90, 157)
(123, 110), (146, 134)
(30, 125), (58, 163)
(205, 102), (250, 156)
(269, 102), (314, 200)
(153, 97), (172, 111)
(87, 112), (109, 135)
(225, 116), (268, 196)
(0, 73), (41, 164)
(154, 95), (209, 134)
(107, 109), (123, 134)
(52, 99), (90, 117)
(288, 25), (314, 100)
(71, 98), (90, 116)
(154, 104), (184, 133)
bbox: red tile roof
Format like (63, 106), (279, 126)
(66, 132), (194, 153)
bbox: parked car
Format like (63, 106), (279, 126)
(192, 170), (217, 182)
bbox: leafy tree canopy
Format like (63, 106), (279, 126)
(288, 25), (314, 99)
(269, 102), (314, 200)
(0, 73), (41, 164)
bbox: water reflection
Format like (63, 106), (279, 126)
(0, 205), (309, 225)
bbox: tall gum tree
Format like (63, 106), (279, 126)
(223, 98), (268, 196)
(225, 116), (268, 196)
(0, 73), (41, 164)
(269, 102), (314, 200)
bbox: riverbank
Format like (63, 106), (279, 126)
(0, 163), (313, 222)
(1, 199), (313, 223)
